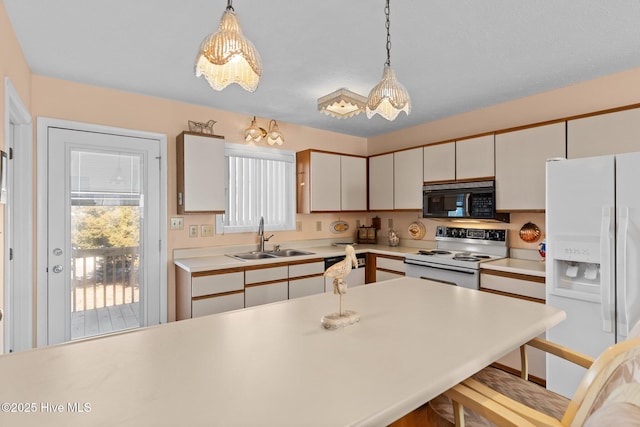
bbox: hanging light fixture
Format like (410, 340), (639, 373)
(317, 88), (367, 119)
(195, 0), (262, 92)
(366, 0), (411, 121)
(244, 117), (284, 145)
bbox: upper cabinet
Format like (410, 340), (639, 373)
(568, 108), (640, 159)
(456, 134), (495, 180)
(176, 132), (226, 214)
(394, 147), (423, 210)
(297, 150), (366, 213)
(495, 123), (566, 211)
(423, 143), (455, 183)
(369, 153), (394, 210)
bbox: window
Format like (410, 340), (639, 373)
(217, 144), (296, 233)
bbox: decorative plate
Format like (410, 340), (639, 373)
(519, 222), (541, 243)
(408, 221), (426, 240)
(330, 221), (350, 234)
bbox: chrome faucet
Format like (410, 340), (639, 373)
(258, 216), (274, 252)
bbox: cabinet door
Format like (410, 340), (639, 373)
(289, 276), (325, 299)
(423, 143), (455, 183)
(568, 108), (640, 159)
(495, 123), (566, 210)
(177, 132), (226, 213)
(340, 155), (367, 211)
(369, 153), (394, 210)
(394, 147), (423, 210)
(456, 135), (494, 180)
(192, 292), (244, 317)
(245, 282), (288, 307)
(310, 152), (341, 211)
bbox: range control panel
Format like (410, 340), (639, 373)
(436, 226), (506, 242)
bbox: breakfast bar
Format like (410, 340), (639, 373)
(0, 278), (565, 426)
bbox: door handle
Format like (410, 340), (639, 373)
(52, 265), (64, 274)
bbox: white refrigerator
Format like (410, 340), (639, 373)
(546, 152), (640, 398)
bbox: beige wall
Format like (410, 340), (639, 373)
(30, 75), (368, 321)
(368, 67), (640, 155)
(0, 0), (32, 351)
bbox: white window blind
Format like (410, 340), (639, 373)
(217, 144), (296, 233)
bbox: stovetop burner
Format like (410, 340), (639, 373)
(418, 250), (452, 255)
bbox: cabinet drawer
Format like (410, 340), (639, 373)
(480, 272), (545, 300)
(245, 265), (288, 285)
(376, 270), (404, 282)
(192, 292), (244, 317)
(289, 261), (324, 278)
(376, 257), (405, 273)
(289, 276), (325, 299)
(192, 271), (244, 297)
(245, 282), (288, 307)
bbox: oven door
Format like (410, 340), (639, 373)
(404, 259), (479, 290)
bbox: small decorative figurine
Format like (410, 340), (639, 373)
(321, 245), (361, 329)
(188, 120), (217, 135)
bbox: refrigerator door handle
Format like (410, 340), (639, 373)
(600, 206), (614, 332)
(619, 206), (630, 337)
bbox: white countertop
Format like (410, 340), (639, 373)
(481, 258), (546, 278)
(0, 278), (564, 426)
(174, 244), (424, 273)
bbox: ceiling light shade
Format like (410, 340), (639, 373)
(266, 120), (284, 145)
(195, 1), (262, 92)
(366, 0), (411, 121)
(366, 65), (411, 120)
(244, 116), (265, 142)
(317, 88), (367, 119)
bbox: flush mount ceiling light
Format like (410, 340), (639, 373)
(244, 117), (284, 145)
(195, 0), (262, 92)
(317, 88), (368, 119)
(366, 0), (411, 121)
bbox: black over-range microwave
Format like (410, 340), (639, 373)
(422, 180), (510, 222)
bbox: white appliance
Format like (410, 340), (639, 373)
(404, 226), (508, 289)
(546, 153), (640, 398)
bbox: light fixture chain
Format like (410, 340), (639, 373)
(385, 0), (391, 66)
(226, 0), (234, 12)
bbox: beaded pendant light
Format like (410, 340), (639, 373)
(366, 0), (411, 120)
(195, 0), (262, 92)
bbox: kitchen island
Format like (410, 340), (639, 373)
(0, 278), (564, 426)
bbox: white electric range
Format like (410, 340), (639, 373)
(405, 226), (508, 289)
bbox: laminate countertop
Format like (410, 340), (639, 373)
(0, 278), (564, 427)
(481, 258), (546, 278)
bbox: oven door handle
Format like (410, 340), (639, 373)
(419, 277), (458, 286)
(404, 260), (477, 275)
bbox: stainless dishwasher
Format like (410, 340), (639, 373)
(324, 253), (366, 292)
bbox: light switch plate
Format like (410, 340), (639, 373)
(170, 217), (184, 230)
(189, 225), (198, 238)
(201, 224), (214, 237)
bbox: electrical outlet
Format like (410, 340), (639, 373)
(201, 224), (214, 237)
(388, 219), (394, 229)
(170, 217), (184, 230)
(189, 225), (198, 238)
(316, 221), (322, 231)
(296, 221), (302, 232)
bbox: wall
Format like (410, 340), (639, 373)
(368, 67), (640, 155)
(30, 75), (368, 321)
(0, 0), (32, 352)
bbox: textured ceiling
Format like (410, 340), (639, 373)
(5, 0), (640, 138)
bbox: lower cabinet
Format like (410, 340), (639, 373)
(369, 254), (406, 283)
(245, 282), (289, 307)
(480, 269), (546, 385)
(289, 260), (325, 299)
(176, 267), (245, 320)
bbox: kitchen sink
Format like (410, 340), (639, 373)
(268, 249), (314, 257)
(227, 249), (314, 261)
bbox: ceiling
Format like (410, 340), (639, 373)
(5, 1), (640, 138)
